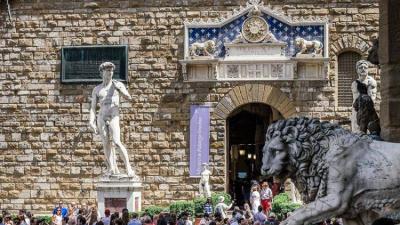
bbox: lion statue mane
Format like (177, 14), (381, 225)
(262, 117), (400, 225)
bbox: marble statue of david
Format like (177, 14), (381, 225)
(89, 62), (135, 177)
(199, 163), (211, 198)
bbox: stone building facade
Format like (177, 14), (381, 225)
(0, 0), (379, 213)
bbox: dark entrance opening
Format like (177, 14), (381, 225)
(227, 103), (282, 206)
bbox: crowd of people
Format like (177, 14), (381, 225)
(49, 201), (153, 225)
(0, 198), (343, 225)
(0, 179), (336, 225)
(0, 210), (33, 225)
(202, 180), (277, 225)
(0, 180), (277, 225)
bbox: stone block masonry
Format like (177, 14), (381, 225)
(0, 0), (379, 213)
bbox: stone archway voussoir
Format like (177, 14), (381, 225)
(214, 84), (296, 120)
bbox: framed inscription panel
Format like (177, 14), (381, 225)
(61, 45), (128, 83)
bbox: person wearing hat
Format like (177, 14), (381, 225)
(214, 196), (234, 219)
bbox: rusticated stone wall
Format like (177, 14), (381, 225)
(0, 0), (379, 213)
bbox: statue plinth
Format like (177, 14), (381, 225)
(96, 175), (142, 216)
(295, 53), (323, 58)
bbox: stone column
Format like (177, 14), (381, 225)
(379, 0), (400, 142)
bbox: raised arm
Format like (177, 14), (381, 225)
(89, 87), (98, 134)
(113, 80), (132, 100)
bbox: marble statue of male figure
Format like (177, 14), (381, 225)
(89, 62), (135, 177)
(351, 60), (377, 132)
(199, 163), (211, 198)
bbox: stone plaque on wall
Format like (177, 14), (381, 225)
(61, 45), (128, 83)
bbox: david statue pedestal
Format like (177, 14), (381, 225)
(89, 62), (142, 215)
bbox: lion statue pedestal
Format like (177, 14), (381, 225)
(295, 37), (323, 57)
(262, 117), (400, 225)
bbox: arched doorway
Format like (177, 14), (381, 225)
(214, 84), (296, 204)
(226, 103), (283, 206)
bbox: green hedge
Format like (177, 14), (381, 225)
(169, 200), (195, 216)
(142, 205), (168, 218)
(194, 197), (207, 217)
(36, 215), (52, 225)
(271, 193), (302, 220)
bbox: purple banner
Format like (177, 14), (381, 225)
(189, 105), (210, 177)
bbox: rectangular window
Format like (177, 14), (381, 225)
(338, 51), (361, 107)
(61, 45), (128, 83)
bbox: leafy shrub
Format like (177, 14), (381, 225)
(169, 200), (195, 217)
(194, 197), (207, 217)
(36, 215), (53, 225)
(271, 193), (302, 220)
(138, 206), (168, 219)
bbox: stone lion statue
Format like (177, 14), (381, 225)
(261, 117), (400, 225)
(189, 40), (216, 57)
(295, 37), (323, 56)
